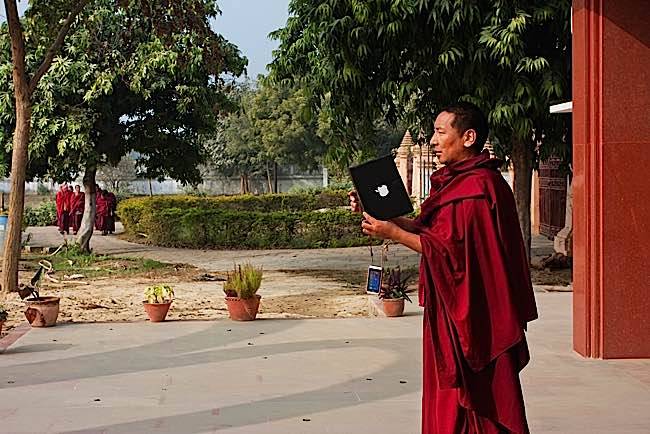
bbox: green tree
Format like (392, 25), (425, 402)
(0, 0), (246, 281)
(270, 0), (571, 258)
(206, 79), (327, 193)
(1, 0), (91, 293)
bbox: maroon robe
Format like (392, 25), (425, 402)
(56, 189), (71, 233)
(70, 192), (85, 234)
(95, 192), (108, 232)
(414, 150), (537, 434)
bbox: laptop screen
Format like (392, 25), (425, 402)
(349, 155), (413, 220)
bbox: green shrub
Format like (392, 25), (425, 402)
(23, 201), (57, 227)
(116, 191), (379, 249)
(118, 191), (349, 233)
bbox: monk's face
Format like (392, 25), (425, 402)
(430, 111), (477, 165)
(75, 185), (80, 193)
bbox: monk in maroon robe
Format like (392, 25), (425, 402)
(70, 185), (85, 235)
(95, 186), (108, 235)
(55, 184), (70, 234)
(352, 102), (537, 434)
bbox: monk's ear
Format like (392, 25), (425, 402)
(462, 129), (477, 149)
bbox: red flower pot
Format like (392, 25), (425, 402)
(382, 298), (405, 317)
(24, 296), (60, 327)
(143, 301), (172, 322)
(225, 295), (261, 321)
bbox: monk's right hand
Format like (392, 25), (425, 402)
(348, 190), (363, 213)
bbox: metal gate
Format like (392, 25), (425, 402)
(539, 156), (567, 239)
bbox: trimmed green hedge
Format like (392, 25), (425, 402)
(118, 191), (348, 229)
(117, 191), (376, 249)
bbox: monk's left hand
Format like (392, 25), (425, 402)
(361, 212), (399, 240)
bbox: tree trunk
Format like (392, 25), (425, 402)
(265, 163), (273, 193)
(273, 162), (279, 193)
(511, 139), (534, 261)
(76, 166), (96, 253)
(1, 88), (30, 293)
(240, 174), (250, 194)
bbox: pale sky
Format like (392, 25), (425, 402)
(1, 0), (290, 78)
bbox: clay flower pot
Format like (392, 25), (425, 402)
(382, 298), (405, 317)
(143, 301), (172, 322)
(225, 295), (261, 321)
(24, 296), (60, 327)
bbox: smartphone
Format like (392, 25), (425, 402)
(366, 265), (383, 294)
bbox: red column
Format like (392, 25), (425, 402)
(573, 0), (650, 358)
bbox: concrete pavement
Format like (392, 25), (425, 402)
(1, 292), (649, 434)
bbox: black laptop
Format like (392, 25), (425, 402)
(349, 154), (413, 220)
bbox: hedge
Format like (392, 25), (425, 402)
(117, 192), (377, 249)
(23, 201), (57, 227)
(118, 191), (348, 230)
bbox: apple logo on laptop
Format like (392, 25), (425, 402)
(375, 185), (389, 197)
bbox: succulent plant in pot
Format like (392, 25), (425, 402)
(223, 263), (263, 321)
(378, 267), (413, 317)
(142, 284), (175, 322)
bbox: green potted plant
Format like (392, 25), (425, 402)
(18, 260), (61, 327)
(223, 263), (263, 321)
(143, 284), (175, 322)
(378, 267), (412, 317)
(0, 304), (8, 335)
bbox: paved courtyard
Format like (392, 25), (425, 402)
(1, 292), (649, 434)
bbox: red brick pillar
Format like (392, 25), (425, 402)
(572, 0), (650, 358)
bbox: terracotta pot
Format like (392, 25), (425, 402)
(382, 298), (405, 317)
(24, 296), (60, 327)
(143, 301), (172, 322)
(225, 295), (261, 321)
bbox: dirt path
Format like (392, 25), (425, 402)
(0, 225), (566, 337)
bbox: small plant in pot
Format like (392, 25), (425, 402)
(143, 284), (175, 322)
(378, 267), (412, 317)
(223, 263), (263, 321)
(18, 260), (61, 327)
(0, 304), (8, 335)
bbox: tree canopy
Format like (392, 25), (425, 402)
(269, 0), (572, 255)
(0, 0), (247, 184)
(205, 79), (327, 193)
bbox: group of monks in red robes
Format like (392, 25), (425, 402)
(351, 101), (537, 434)
(55, 184), (116, 236)
(55, 184), (85, 235)
(94, 185), (117, 236)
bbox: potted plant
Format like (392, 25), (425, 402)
(378, 267), (412, 317)
(143, 284), (175, 322)
(223, 263), (263, 321)
(18, 260), (61, 327)
(0, 304), (7, 335)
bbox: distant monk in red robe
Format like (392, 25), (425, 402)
(95, 185), (108, 235)
(350, 102), (537, 434)
(70, 185), (85, 235)
(105, 190), (117, 234)
(55, 183), (70, 235)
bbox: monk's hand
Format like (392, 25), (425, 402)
(361, 212), (399, 240)
(348, 190), (363, 213)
